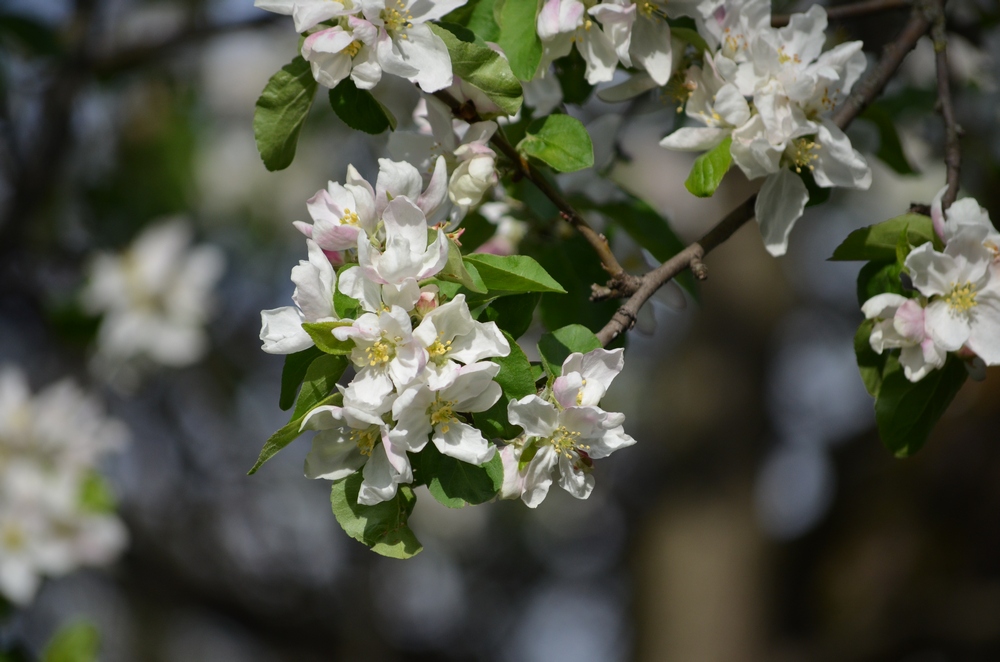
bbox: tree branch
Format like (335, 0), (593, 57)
(433, 90), (628, 280)
(930, 0), (961, 211)
(595, 8), (933, 346)
(772, 0), (912, 27)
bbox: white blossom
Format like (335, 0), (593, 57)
(504, 349), (634, 507)
(862, 293), (947, 382)
(82, 218), (224, 370)
(254, 0), (355, 33)
(301, 18), (383, 89)
(389, 362), (502, 465)
(293, 166), (379, 254)
(302, 390), (412, 505)
(536, 0), (619, 84)
(260, 239), (339, 355)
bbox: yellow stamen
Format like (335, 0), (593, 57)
(350, 427), (379, 456)
(790, 138), (820, 173)
(366, 339), (393, 366)
(944, 282), (978, 312)
(428, 397), (458, 429)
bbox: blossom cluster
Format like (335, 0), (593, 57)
(259, 158), (635, 508)
(658, 0), (872, 255)
(0, 367), (128, 605)
(500, 348), (635, 507)
(260, 158), (513, 505)
(255, 0), (462, 93)
(863, 190), (1000, 382)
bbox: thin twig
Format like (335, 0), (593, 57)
(772, 0), (911, 27)
(595, 8), (933, 346)
(930, 0), (961, 210)
(433, 90), (628, 280)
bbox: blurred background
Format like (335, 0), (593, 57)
(2, 0), (1000, 660)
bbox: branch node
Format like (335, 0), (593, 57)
(690, 257), (709, 281)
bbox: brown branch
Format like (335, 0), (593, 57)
(930, 0), (961, 211)
(433, 90), (628, 280)
(772, 0), (912, 27)
(595, 8), (933, 346)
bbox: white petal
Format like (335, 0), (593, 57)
(557, 453), (595, 499)
(358, 447), (399, 505)
(659, 126), (730, 152)
(508, 395), (559, 438)
(755, 169), (809, 257)
(432, 421), (495, 464)
(924, 300), (971, 351)
(259, 306), (312, 354)
(305, 430), (367, 480)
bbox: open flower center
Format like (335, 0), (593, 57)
(427, 336), (453, 365)
(428, 397), (459, 433)
(344, 40), (363, 58)
(340, 207), (360, 226)
(366, 338), (395, 366)
(944, 282), (978, 312)
(790, 138), (820, 173)
(663, 74), (696, 113)
(549, 425), (588, 459)
(382, 2), (414, 34)
(777, 47), (802, 65)
(350, 427), (379, 456)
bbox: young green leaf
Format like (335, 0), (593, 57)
(42, 622), (99, 662)
(831, 213), (935, 262)
(330, 474), (422, 558)
(410, 443), (503, 507)
(553, 48), (593, 104)
(334, 265), (362, 319)
(443, 0), (501, 41)
(497, 0), (543, 80)
(669, 26), (710, 55)
(462, 254), (566, 293)
(78, 472), (116, 514)
(538, 324), (602, 378)
(517, 114), (595, 172)
(302, 320), (356, 355)
(684, 135), (732, 197)
(248, 392), (341, 474)
(875, 355), (967, 457)
(280, 346), (324, 410)
(480, 292), (541, 339)
(290, 354), (349, 421)
(473, 333), (537, 439)
(328, 78), (396, 134)
(856, 260), (906, 307)
(429, 23), (523, 117)
(437, 238), (488, 293)
(253, 56), (318, 171)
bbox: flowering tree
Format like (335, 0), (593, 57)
(246, 0), (994, 558)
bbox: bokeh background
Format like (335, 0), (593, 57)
(2, 0), (1000, 659)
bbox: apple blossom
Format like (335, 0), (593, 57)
(334, 305), (425, 406)
(862, 293), (947, 382)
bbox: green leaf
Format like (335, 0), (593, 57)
(480, 292), (541, 339)
(537, 324), (602, 378)
(42, 622), (99, 662)
(473, 333), (536, 439)
(517, 114), (594, 172)
(429, 23), (523, 117)
(253, 56), (318, 171)
(861, 103), (917, 175)
(411, 443), (503, 507)
(334, 265), (362, 319)
(831, 213), (936, 262)
(587, 194), (698, 298)
(497, 0), (543, 80)
(462, 254), (566, 293)
(79, 472), (116, 514)
(684, 135), (732, 197)
(854, 319), (887, 398)
(670, 26), (710, 55)
(437, 238), (488, 293)
(290, 354), (349, 421)
(248, 392), (341, 474)
(302, 320), (356, 355)
(443, 0), (500, 42)
(280, 347), (324, 411)
(454, 211), (496, 252)
(328, 78), (396, 134)
(856, 260), (905, 307)
(330, 474), (422, 558)
(875, 355), (967, 457)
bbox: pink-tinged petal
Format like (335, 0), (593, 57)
(380, 438), (412, 481)
(553, 373), (584, 409)
(417, 229), (450, 280)
(893, 299), (926, 341)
